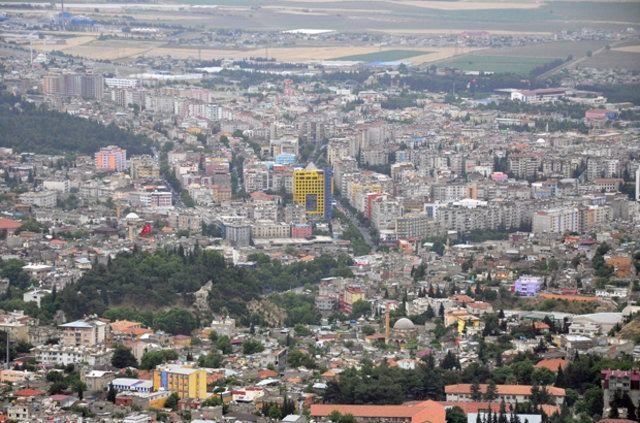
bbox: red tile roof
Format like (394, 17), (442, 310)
(468, 301), (491, 310)
(451, 295), (474, 304)
(310, 400), (446, 423)
(445, 384), (565, 397)
(0, 218), (21, 230)
(535, 358), (568, 373)
(14, 388), (45, 397)
(257, 369), (278, 379)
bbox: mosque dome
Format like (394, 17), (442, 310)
(393, 317), (415, 330)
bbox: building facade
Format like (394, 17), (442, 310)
(293, 164), (333, 220)
(95, 146), (127, 172)
(152, 364), (207, 399)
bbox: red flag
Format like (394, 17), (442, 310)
(139, 223), (152, 236)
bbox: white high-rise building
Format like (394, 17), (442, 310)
(532, 207), (579, 234)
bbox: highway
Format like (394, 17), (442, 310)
(334, 201), (376, 251)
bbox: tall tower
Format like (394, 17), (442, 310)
(384, 305), (390, 345)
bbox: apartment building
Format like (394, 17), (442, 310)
(152, 364), (207, 399)
(532, 207), (579, 234)
(18, 191), (57, 208)
(59, 318), (109, 347)
(95, 146), (127, 172)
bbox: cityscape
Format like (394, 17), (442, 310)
(0, 0), (640, 422)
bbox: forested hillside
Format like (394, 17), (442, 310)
(58, 247), (354, 321)
(0, 92), (151, 155)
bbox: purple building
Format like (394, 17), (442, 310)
(514, 276), (543, 297)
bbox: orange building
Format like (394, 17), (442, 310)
(95, 146), (127, 172)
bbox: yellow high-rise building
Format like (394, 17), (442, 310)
(152, 364), (207, 399)
(292, 163), (332, 220)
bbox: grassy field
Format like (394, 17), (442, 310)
(579, 50), (640, 71)
(4, 0), (639, 33)
(440, 55), (558, 74)
(478, 40), (608, 60)
(334, 49), (428, 62)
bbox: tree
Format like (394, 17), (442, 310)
(413, 263), (426, 282)
(471, 379), (482, 401)
(0, 93), (152, 155)
(15, 218), (45, 234)
(198, 351), (224, 368)
(107, 383), (117, 403)
(164, 392), (180, 411)
(294, 323), (312, 337)
(485, 379), (498, 402)
(111, 344), (138, 368)
(498, 400), (508, 423)
(181, 190), (196, 207)
(73, 381), (87, 400)
(531, 367), (555, 386)
(215, 335), (232, 354)
(441, 351), (460, 370)
(153, 308), (198, 335)
(361, 325), (375, 336)
(581, 387), (603, 417)
(49, 381), (67, 395)
(328, 411), (357, 423)
(424, 305), (435, 320)
(446, 406), (466, 423)
(46, 370), (64, 383)
(140, 349), (179, 370)
(555, 366), (566, 388)
(202, 395), (223, 407)
(349, 299), (370, 319)
(483, 313), (500, 336)
(242, 339), (265, 355)
(288, 349), (317, 369)
(58, 248), (354, 323)
(0, 258), (32, 289)
(264, 403), (282, 419)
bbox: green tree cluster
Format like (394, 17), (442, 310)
(111, 344), (138, 368)
(58, 249), (353, 324)
(198, 351), (224, 368)
(0, 93), (151, 155)
(139, 349), (179, 370)
(242, 339), (265, 355)
(271, 293), (320, 326)
(288, 349), (317, 369)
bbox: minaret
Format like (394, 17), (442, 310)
(384, 305), (391, 345)
(635, 165), (640, 202)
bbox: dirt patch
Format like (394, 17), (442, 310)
(613, 44), (640, 53)
(391, 0), (542, 10)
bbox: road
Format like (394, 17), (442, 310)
(538, 41), (624, 79)
(153, 146), (184, 208)
(334, 201), (376, 251)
